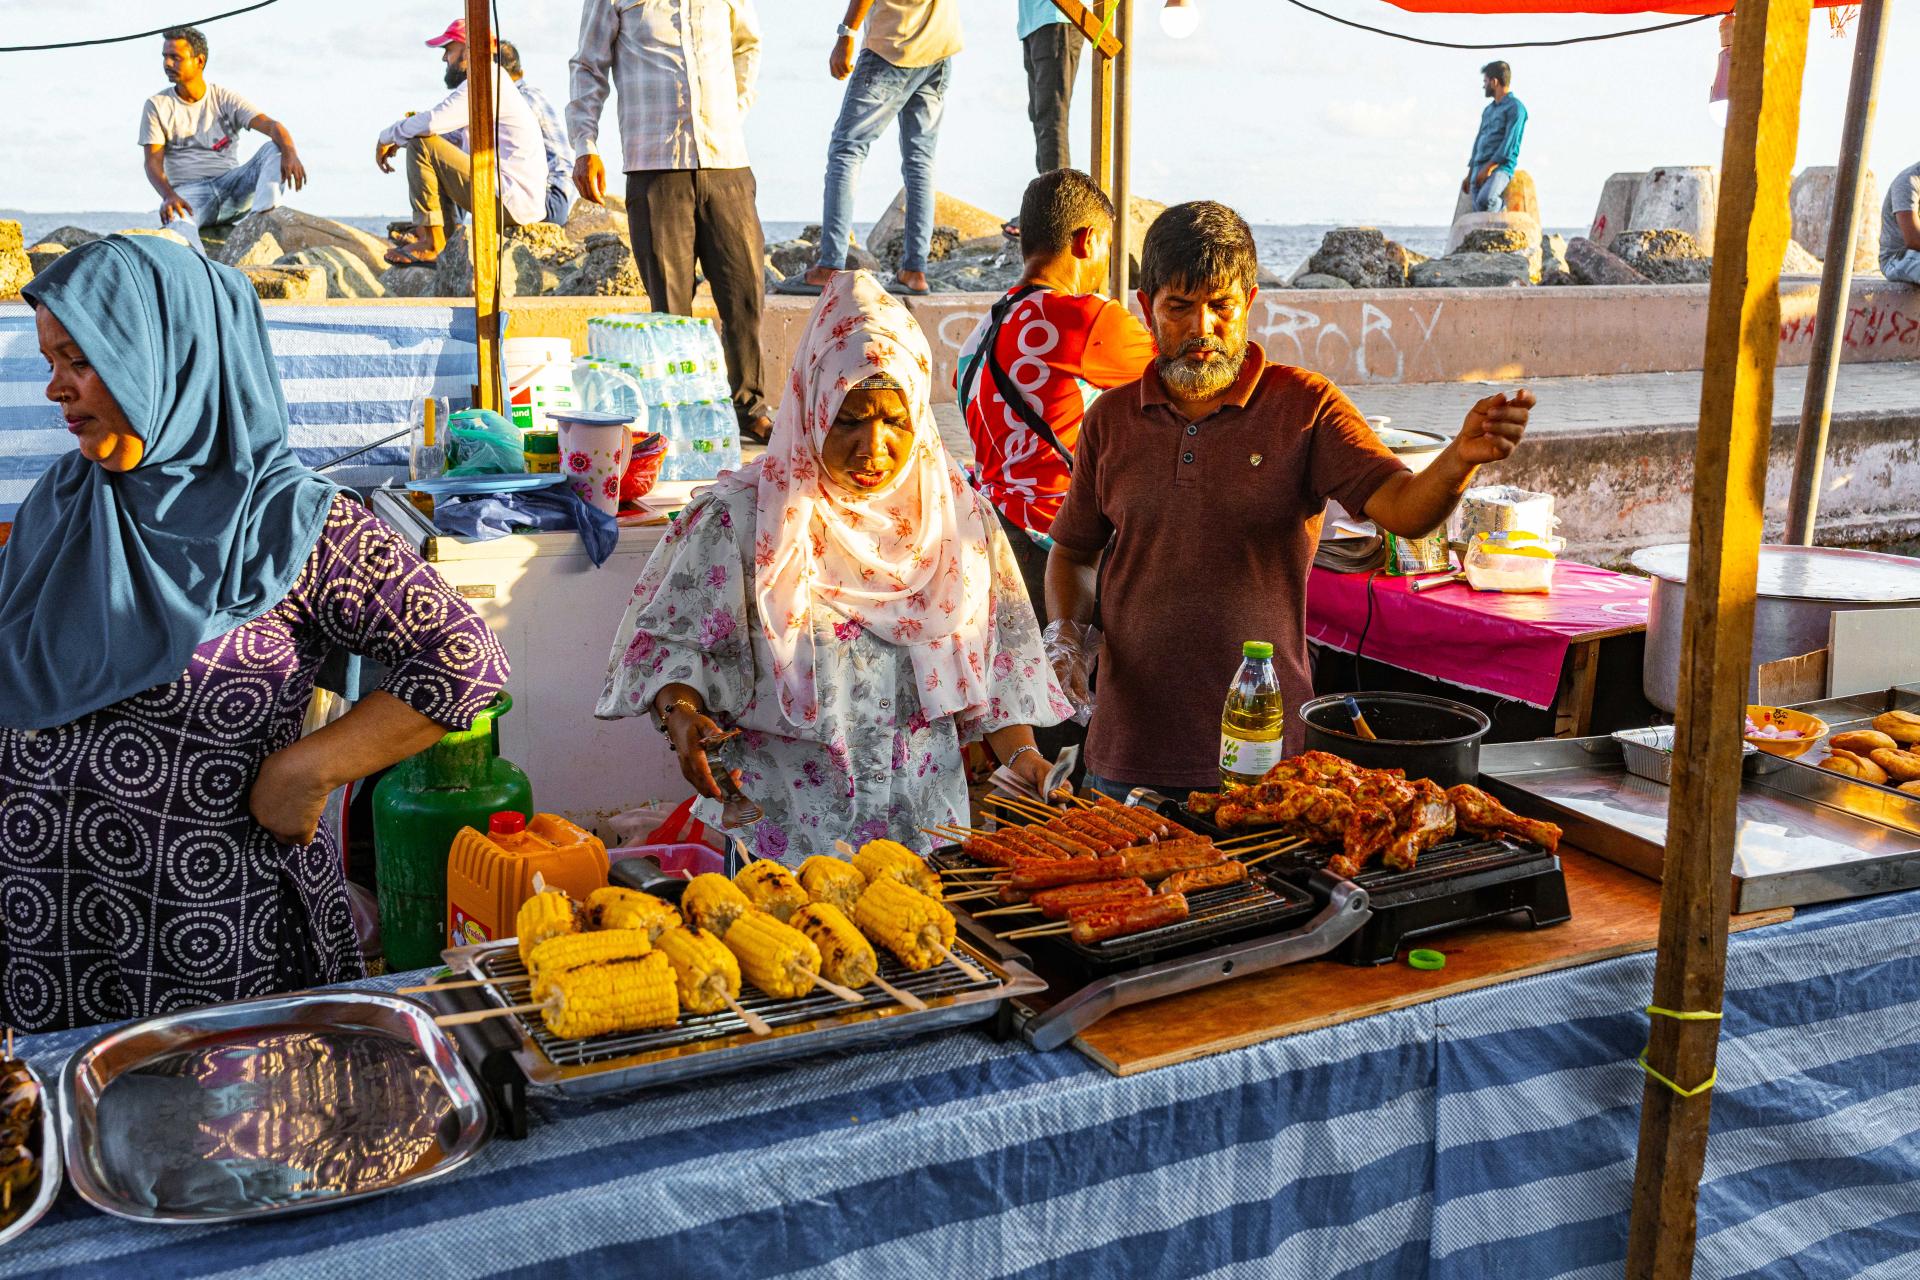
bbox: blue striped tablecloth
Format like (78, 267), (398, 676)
(0, 303), (475, 520)
(8, 890), (1919, 1279)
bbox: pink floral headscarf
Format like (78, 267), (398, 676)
(711, 272), (995, 730)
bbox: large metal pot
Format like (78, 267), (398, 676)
(1631, 543), (1920, 713)
(1299, 692), (1491, 787)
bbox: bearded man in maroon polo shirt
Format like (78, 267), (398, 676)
(1043, 200), (1536, 798)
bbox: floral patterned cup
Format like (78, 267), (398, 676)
(551, 410), (634, 515)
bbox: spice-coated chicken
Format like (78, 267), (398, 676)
(1447, 783), (1563, 852)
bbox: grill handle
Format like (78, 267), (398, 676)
(1018, 875), (1373, 1052)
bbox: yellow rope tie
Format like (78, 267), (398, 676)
(1637, 1004), (1725, 1097)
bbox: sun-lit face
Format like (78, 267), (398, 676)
(161, 38), (204, 86)
(36, 305), (144, 473)
(821, 386), (914, 495)
(1140, 277), (1255, 403)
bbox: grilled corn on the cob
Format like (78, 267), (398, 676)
(733, 859), (810, 922)
(655, 925), (742, 1014)
(791, 902), (877, 989)
(683, 873), (752, 937)
(540, 951), (679, 1038)
(854, 877), (955, 971)
(796, 856), (868, 914)
(852, 839), (942, 900)
(722, 908), (822, 1000)
(587, 886), (683, 940)
(516, 889), (581, 967)
(526, 928), (653, 999)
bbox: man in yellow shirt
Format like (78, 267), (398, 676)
(775, 0), (961, 299)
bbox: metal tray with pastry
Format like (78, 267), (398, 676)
(0, 1031), (61, 1247)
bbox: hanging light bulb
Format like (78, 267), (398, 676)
(1160, 0), (1201, 39)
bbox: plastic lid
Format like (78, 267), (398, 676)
(1242, 641), (1274, 660)
(547, 409), (635, 428)
(489, 811), (528, 836)
(1407, 949), (1447, 971)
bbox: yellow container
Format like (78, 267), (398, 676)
(523, 430), (561, 473)
(447, 812), (609, 949)
(1743, 704), (1829, 759)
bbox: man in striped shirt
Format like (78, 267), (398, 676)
(497, 40), (575, 227)
(567, 0), (771, 443)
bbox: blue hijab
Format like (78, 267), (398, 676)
(0, 235), (337, 731)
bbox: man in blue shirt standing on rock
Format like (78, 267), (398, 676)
(1461, 60), (1526, 213)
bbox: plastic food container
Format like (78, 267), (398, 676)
(522, 430), (560, 473)
(621, 431), (669, 505)
(1743, 704), (1829, 759)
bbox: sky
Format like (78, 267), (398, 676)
(0, 0), (1911, 231)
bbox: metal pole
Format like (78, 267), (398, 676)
(1109, 0), (1132, 298)
(1784, 0), (1888, 545)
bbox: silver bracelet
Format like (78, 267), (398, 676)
(1005, 744), (1043, 772)
(836, 22), (858, 37)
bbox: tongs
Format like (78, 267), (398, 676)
(702, 727), (762, 827)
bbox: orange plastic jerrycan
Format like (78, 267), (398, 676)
(447, 811), (609, 949)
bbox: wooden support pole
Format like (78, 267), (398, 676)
(1624, 0), (1809, 1274)
(1785, 0), (1889, 545)
(1109, 0), (1132, 299)
(1048, 0), (1124, 56)
(465, 0), (502, 412)
(1090, 7), (1114, 201)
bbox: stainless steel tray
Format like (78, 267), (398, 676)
(0, 1057), (61, 1248)
(1779, 686), (1920, 800)
(1479, 734), (1920, 912)
(60, 991), (491, 1224)
(439, 936), (1047, 1097)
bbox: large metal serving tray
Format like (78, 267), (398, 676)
(1479, 734), (1920, 912)
(0, 1057), (61, 1248)
(440, 936), (1046, 1097)
(60, 992), (491, 1225)
(1778, 685), (1920, 800)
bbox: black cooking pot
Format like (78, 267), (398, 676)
(1299, 692), (1490, 787)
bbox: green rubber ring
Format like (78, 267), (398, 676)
(1407, 949), (1447, 971)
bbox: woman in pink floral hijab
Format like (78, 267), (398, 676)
(598, 273), (1072, 863)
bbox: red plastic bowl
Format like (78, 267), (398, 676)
(621, 432), (668, 504)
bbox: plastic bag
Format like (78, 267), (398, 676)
(445, 408), (528, 477)
(1463, 530), (1562, 594)
(1043, 618), (1100, 727)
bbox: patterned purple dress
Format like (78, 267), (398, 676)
(0, 495), (509, 1032)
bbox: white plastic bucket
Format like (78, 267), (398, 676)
(504, 337), (578, 432)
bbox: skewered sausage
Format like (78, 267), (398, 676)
(1006, 854), (1131, 891)
(1118, 840), (1223, 882)
(1067, 893), (1191, 944)
(1159, 860), (1248, 895)
(1028, 877), (1152, 918)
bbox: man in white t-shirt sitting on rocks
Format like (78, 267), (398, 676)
(140, 25), (307, 253)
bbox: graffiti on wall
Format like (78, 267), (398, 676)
(1255, 297), (1445, 384)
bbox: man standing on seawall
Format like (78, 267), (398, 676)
(140, 25), (306, 254)
(568, 0), (773, 444)
(1020, 0), (1083, 175)
(1461, 60), (1526, 213)
(1044, 202), (1536, 798)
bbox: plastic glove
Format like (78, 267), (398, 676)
(1043, 618), (1100, 727)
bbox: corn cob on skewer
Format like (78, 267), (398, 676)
(526, 928), (652, 999)
(587, 887), (682, 940)
(796, 856), (868, 915)
(734, 859), (810, 922)
(654, 926), (743, 1015)
(723, 908), (823, 999)
(854, 878), (956, 971)
(852, 839), (943, 900)
(684, 873), (752, 937)
(516, 889), (581, 967)
(540, 951), (679, 1039)
(790, 902), (877, 989)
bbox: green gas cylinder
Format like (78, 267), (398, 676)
(372, 693), (533, 969)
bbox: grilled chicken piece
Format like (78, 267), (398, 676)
(1384, 780), (1456, 871)
(1447, 783), (1562, 852)
(1332, 802), (1399, 879)
(1215, 781), (1354, 842)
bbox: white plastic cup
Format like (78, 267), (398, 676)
(552, 410), (635, 515)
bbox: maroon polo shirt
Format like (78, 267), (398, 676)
(1050, 343), (1408, 789)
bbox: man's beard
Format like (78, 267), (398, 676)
(1156, 336), (1246, 400)
(1484, 84), (1495, 97)
(445, 65), (467, 89)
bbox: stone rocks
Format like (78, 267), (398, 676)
(277, 246), (387, 298)
(866, 191), (1004, 261)
(1409, 252), (1530, 289)
(380, 265), (439, 297)
(26, 243), (66, 276)
(871, 223), (961, 273)
(559, 232), (645, 296)
(37, 225), (101, 250)
(0, 221), (30, 299)
(1502, 170), (1540, 220)
(1628, 166), (1719, 256)
(1293, 273), (1351, 289)
(766, 238), (814, 278)
(1457, 225), (1534, 257)
(1308, 228), (1411, 289)
(565, 195), (628, 243)
(507, 221), (580, 266)
(929, 261), (1022, 294)
(1780, 238), (1823, 275)
(1117, 195), (1169, 291)
(219, 208), (391, 274)
(1564, 236), (1651, 286)
(238, 265), (327, 300)
(1789, 166), (1878, 273)
(432, 226), (559, 297)
(1588, 172), (1642, 247)
(1611, 229), (1712, 285)
(1445, 210), (1540, 256)
(1540, 235), (1573, 286)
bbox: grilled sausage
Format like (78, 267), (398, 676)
(1159, 860), (1249, 896)
(1067, 893), (1191, 944)
(1029, 877), (1152, 918)
(1007, 855), (1131, 892)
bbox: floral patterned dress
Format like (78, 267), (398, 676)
(599, 483), (1071, 865)
(0, 495), (509, 1032)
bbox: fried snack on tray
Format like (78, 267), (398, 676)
(1902, 780), (1920, 797)
(1872, 710), (1920, 745)
(724, 909), (823, 999)
(853, 840), (943, 899)
(854, 878), (956, 971)
(796, 856), (868, 913)
(654, 926), (743, 1015)
(1215, 782), (1355, 842)
(1869, 748), (1920, 783)
(540, 951), (679, 1038)
(792, 902), (879, 989)
(734, 859), (811, 921)
(587, 887), (682, 940)
(516, 890), (582, 966)
(1823, 749), (1890, 785)
(684, 873), (753, 938)
(1831, 730), (1898, 756)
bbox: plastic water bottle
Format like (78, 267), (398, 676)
(1219, 640), (1285, 789)
(655, 403), (688, 481)
(682, 401), (740, 479)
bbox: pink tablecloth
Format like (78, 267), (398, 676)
(1305, 561), (1652, 708)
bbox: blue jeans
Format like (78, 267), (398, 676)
(817, 50), (952, 275)
(163, 141), (285, 254)
(1472, 168), (1512, 213)
(1883, 249), (1920, 285)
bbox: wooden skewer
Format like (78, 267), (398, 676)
(396, 977), (507, 995)
(1001, 922), (1072, 940)
(834, 839), (857, 858)
(870, 974), (929, 1011)
(970, 903), (1038, 918)
(981, 795), (1054, 821)
(1217, 828), (1289, 847)
(802, 970), (868, 1004)
(934, 941), (988, 983)
(943, 888), (1003, 903)
(4, 1182), (10, 1212)
(717, 988), (774, 1035)
(1242, 846), (1306, 867)
(939, 866), (1008, 877)
(436, 1000), (542, 1028)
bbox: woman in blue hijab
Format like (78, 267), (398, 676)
(0, 236), (510, 1031)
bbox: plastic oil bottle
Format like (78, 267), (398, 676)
(1220, 640), (1285, 788)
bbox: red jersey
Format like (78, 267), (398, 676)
(957, 288), (1155, 534)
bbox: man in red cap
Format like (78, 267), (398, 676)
(376, 18), (551, 267)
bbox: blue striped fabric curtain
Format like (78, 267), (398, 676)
(0, 304), (477, 520)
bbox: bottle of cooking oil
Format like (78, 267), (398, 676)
(1220, 640), (1285, 788)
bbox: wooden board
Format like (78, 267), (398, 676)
(1828, 608), (1920, 698)
(1068, 847), (1792, 1077)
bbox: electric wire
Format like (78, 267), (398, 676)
(0, 0), (285, 53)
